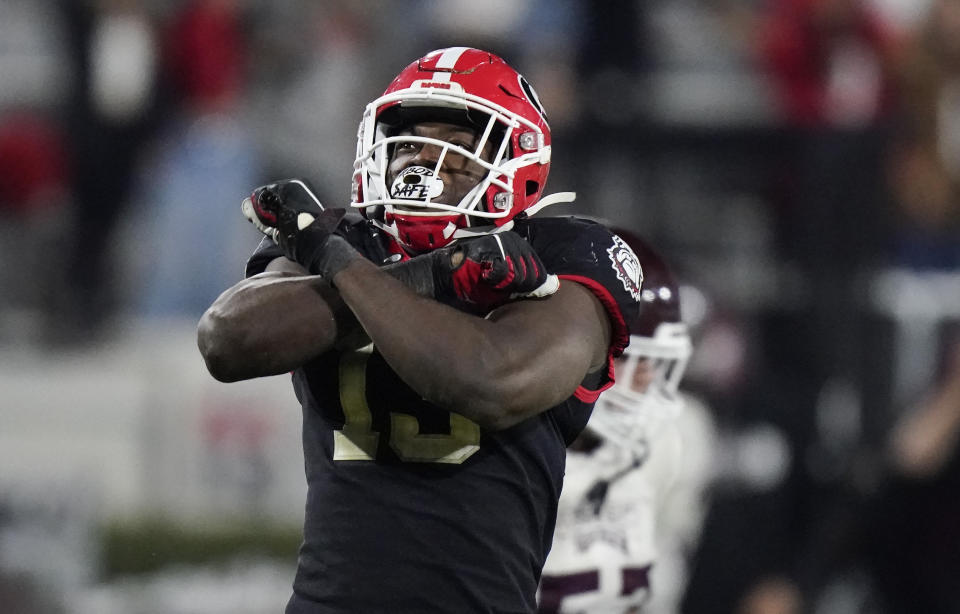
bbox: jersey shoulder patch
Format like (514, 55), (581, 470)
(516, 216), (643, 356)
(606, 233), (643, 301)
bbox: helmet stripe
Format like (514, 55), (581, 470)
(431, 46), (470, 82)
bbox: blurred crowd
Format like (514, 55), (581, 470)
(2, 0), (960, 613)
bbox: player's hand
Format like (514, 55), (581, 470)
(242, 179), (357, 278)
(435, 232), (559, 309)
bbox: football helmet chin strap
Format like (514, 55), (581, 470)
(448, 191), (578, 240)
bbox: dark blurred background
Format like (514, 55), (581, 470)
(2, 1), (960, 613)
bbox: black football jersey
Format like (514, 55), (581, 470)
(245, 215), (643, 614)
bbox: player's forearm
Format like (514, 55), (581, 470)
(331, 258), (577, 430)
(196, 249), (453, 383)
(197, 272), (351, 382)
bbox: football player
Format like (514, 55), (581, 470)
(198, 47), (644, 613)
(538, 229), (716, 614)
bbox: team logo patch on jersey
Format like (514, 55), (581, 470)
(607, 235), (643, 301)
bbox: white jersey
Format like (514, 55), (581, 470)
(539, 394), (715, 614)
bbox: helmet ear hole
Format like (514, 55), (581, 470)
(525, 180), (539, 197)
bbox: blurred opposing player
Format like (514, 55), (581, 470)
(538, 229), (716, 614)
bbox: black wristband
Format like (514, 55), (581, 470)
(382, 253), (438, 298)
(307, 234), (362, 281)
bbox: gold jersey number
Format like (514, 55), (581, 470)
(333, 344), (481, 464)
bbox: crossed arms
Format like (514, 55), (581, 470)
(198, 253), (610, 431)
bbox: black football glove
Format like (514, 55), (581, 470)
(438, 231), (559, 305)
(242, 179), (359, 279)
(389, 231), (559, 313)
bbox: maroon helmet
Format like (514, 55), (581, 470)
(589, 228), (692, 455)
(613, 228), (683, 336)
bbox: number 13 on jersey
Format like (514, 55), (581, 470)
(333, 344), (481, 464)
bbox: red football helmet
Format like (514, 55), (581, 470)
(588, 229), (693, 458)
(351, 47), (568, 252)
